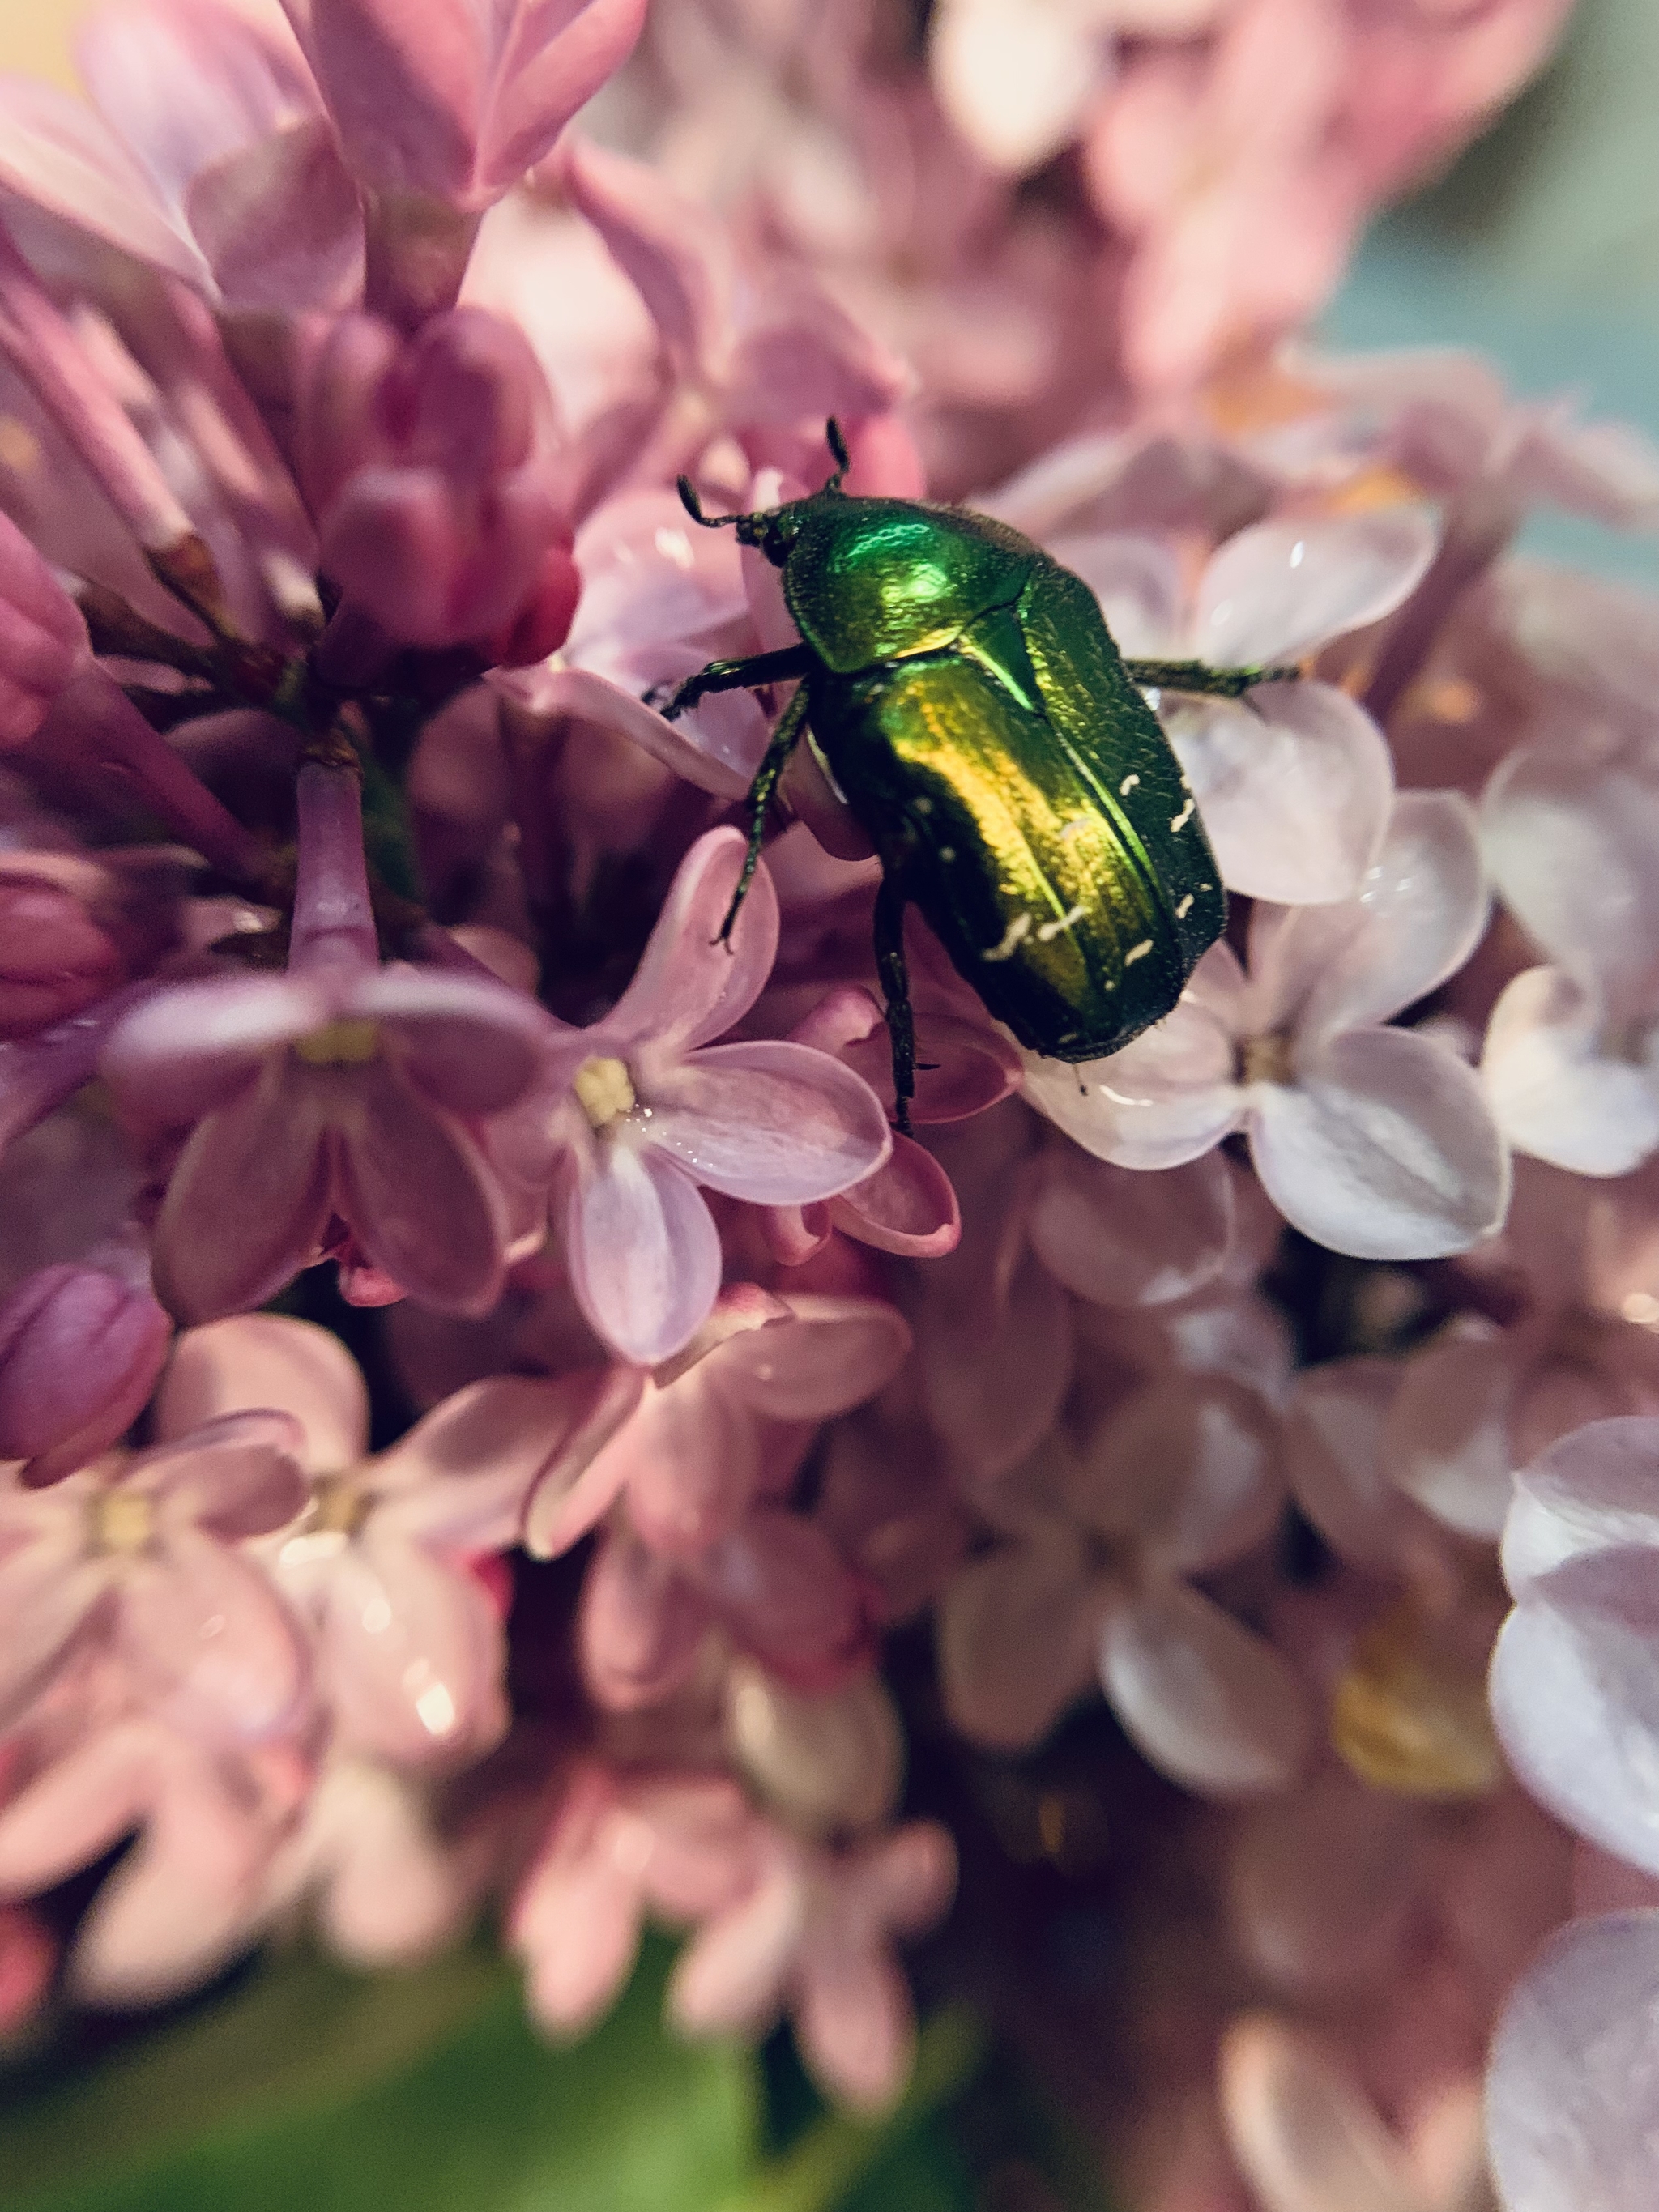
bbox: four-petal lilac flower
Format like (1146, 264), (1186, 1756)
(102, 761), (556, 1321)
(505, 826), (892, 1364)
(1025, 791), (1509, 1259)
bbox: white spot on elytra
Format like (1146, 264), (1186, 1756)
(983, 912), (1034, 962)
(1037, 903), (1087, 943)
(1119, 774), (1140, 795)
(1059, 817), (1088, 842)
(1171, 799), (1196, 832)
(1175, 893), (1194, 919)
(1125, 938), (1153, 965)
(940, 846), (956, 861)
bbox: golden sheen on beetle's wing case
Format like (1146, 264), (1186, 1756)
(822, 646), (1189, 1059)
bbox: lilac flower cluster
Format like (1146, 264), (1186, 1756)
(0, 0), (1654, 2202)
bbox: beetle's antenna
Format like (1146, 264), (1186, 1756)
(676, 475), (740, 530)
(822, 418), (851, 493)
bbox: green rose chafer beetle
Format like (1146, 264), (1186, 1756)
(661, 425), (1294, 1130)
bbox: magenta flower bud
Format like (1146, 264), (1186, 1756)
(301, 308), (569, 648)
(0, 507), (90, 748)
(0, 868), (126, 1038)
(0, 1264), (172, 1485)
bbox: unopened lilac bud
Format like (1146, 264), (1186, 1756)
(0, 1264), (171, 1485)
(0, 871), (124, 1037)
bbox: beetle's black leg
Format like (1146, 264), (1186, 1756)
(717, 685), (811, 946)
(655, 645), (815, 721)
(1122, 657), (1302, 698)
(872, 872), (916, 1138)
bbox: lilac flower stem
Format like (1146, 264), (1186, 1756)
(0, 224), (195, 558)
(289, 761), (379, 976)
(0, 979), (168, 1155)
(52, 668), (270, 889)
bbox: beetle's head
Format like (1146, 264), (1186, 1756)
(673, 420), (851, 567)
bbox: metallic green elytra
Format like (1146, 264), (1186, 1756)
(663, 424), (1294, 1129)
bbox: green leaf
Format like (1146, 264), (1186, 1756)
(0, 1937), (760, 2212)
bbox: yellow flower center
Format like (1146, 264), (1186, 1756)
(312, 1473), (370, 1536)
(95, 1489), (154, 1554)
(294, 1018), (382, 1067)
(1240, 1032), (1294, 1087)
(574, 1055), (637, 1132)
(1330, 1596), (1503, 1801)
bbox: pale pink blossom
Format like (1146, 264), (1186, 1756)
(1050, 505), (1435, 903)
(1026, 792), (1508, 1261)
(499, 826), (892, 1365)
(510, 1762), (759, 2035)
(1485, 1909), (1659, 2212)
(1481, 750), (1659, 1177)
(667, 1816), (957, 2112)
(0, 1409), (308, 1746)
(524, 1281), (910, 1558)
(0, 1681), (310, 2004)
(102, 763), (555, 1321)
(937, 1372), (1307, 1793)
(1380, 1161), (1659, 1541)
(156, 1311), (639, 1762)
(0, 0), (361, 310)
(0, 507), (92, 747)
(561, 137), (910, 487)
(0, 1264), (171, 1487)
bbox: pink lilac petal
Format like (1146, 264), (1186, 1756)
(1247, 791), (1490, 1042)
(828, 1140), (961, 1260)
(1084, 1379), (1283, 1574)
(0, 1265), (171, 1484)
(156, 1313), (370, 1473)
(1284, 1356), (1416, 1571)
(1027, 1145), (1234, 1309)
(1490, 1546), (1659, 1876)
(936, 1535), (1101, 1750)
(134, 1406), (309, 1537)
(1022, 946), (1243, 1170)
(667, 1860), (804, 2035)
(794, 1940), (914, 2116)
(645, 1042), (891, 1206)
(1248, 1025), (1509, 1260)
(578, 1521), (711, 1710)
(285, 0), (650, 211)
(603, 827), (778, 1055)
(1219, 2015), (1434, 2212)
(694, 1294), (911, 1426)
(1098, 1581), (1313, 1798)
(333, 1062), (516, 1314)
(1480, 752), (1659, 1014)
(1383, 1318), (1526, 1541)
(186, 113), (365, 311)
(0, 508), (90, 746)
(355, 967), (552, 1115)
(318, 1524), (502, 1762)
(1502, 1417), (1659, 1595)
(1486, 1911), (1659, 2212)
(928, 0), (1108, 177)
(1191, 509), (1439, 669)
(116, 1526), (309, 1745)
(697, 1510), (871, 1687)
(382, 1368), (642, 1550)
(563, 1143), (723, 1366)
(0, 77), (209, 284)
(100, 974), (326, 1131)
(1167, 681), (1393, 906)
(914, 1234), (1074, 1486)
(0, 1533), (109, 1731)
(1482, 966), (1659, 1178)
(147, 1064), (335, 1321)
